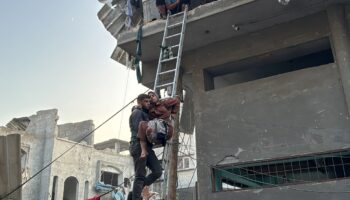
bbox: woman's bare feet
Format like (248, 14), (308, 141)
(142, 186), (156, 200)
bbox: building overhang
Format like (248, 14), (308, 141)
(114, 0), (347, 63)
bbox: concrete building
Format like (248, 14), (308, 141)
(0, 134), (21, 200)
(0, 109), (133, 200)
(98, 0), (350, 199)
(94, 138), (130, 153)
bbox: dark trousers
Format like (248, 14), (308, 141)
(129, 140), (162, 200)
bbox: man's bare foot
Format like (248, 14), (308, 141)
(141, 186), (156, 200)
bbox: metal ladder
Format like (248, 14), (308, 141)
(153, 7), (188, 98)
(153, 7), (188, 200)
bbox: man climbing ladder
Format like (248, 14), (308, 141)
(129, 4), (188, 200)
(153, 5), (188, 200)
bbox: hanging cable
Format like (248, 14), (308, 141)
(0, 89), (150, 200)
(117, 67), (131, 139)
(94, 151), (164, 199)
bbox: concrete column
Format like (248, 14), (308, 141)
(0, 134), (21, 200)
(347, 5), (350, 31)
(327, 5), (350, 115)
(55, 176), (64, 200)
(115, 142), (120, 153)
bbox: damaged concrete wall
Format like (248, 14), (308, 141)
(190, 4), (350, 200)
(49, 138), (133, 200)
(58, 120), (94, 145)
(20, 109), (58, 200)
(0, 134), (21, 200)
(94, 138), (129, 153)
(1, 109), (133, 200)
(1, 110), (60, 200)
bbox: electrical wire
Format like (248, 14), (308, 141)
(0, 89), (150, 200)
(96, 150), (165, 199)
(117, 67), (131, 139)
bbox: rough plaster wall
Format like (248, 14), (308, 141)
(0, 134), (21, 200)
(49, 138), (133, 200)
(58, 120), (94, 145)
(194, 63), (350, 199)
(177, 169), (197, 188)
(179, 6), (350, 198)
(140, 11), (330, 88)
(21, 109), (58, 200)
(2, 110), (134, 200)
(177, 187), (196, 200)
(182, 11), (329, 73)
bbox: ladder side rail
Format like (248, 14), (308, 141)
(171, 7), (188, 97)
(154, 13), (171, 92)
(162, 144), (170, 198)
(159, 13), (173, 200)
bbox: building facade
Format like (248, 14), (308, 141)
(0, 109), (133, 200)
(98, 0), (350, 199)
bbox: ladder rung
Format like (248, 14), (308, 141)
(165, 33), (181, 39)
(158, 69), (176, 75)
(170, 44), (179, 49)
(170, 11), (186, 18)
(156, 82), (173, 88)
(168, 22), (182, 29)
(161, 56), (177, 63)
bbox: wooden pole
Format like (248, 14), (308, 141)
(167, 72), (183, 200)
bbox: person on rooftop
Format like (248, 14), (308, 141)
(156, 0), (190, 18)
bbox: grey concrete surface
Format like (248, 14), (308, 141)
(140, 11), (330, 87)
(94, 138), (129, 153)
(97, 1), (350, 199)
(1, 109), (133, 200)
(115, 0), (348, 62)
(187, 3), (350, 200)
(327, 5), (350, 115)
(0, 134), (21, 200)
(58, 120), (95, 145)
(194, 63), (350, 199)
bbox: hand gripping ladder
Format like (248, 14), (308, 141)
(153, 7), (188, 200)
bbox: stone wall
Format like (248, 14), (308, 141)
(21, 109), (58, 200)
(58, 120), (94, 145)
(49, 138), (133, 200)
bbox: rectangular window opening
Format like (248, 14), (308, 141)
(178, 157), (191, 170)
(212, 149), (350, 192)
(100, 171), (119, 186)
(204, 38), (334, 91)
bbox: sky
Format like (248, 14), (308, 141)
(0, 0), (146, 143)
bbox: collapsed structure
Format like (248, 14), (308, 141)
(98, 0), (350, 199)
(0, 109), (133, 200)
